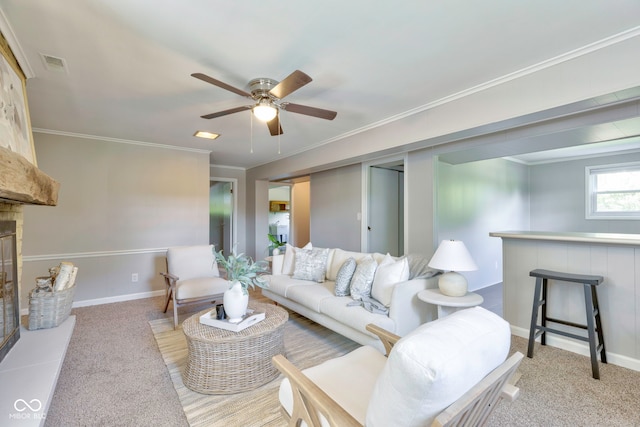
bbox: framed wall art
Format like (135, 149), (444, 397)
(0, 33), (35, 165)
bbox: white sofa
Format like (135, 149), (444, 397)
(262, 246), (440, 352)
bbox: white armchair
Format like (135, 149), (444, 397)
(273, 307), (522, 427)
(161, 245), (230, 328)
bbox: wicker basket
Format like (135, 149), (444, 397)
(28, 283), (75, 330)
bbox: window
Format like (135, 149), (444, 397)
(586, 162), (640, 219)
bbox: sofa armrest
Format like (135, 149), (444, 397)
(271, 254), (285, 275)
(388, 277), (439, 336)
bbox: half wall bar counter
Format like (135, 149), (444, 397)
(490, 231), (640, 372)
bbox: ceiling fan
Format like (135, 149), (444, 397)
(191, 70), (337, 136)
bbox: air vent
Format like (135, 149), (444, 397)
(40, 53), (68, 73)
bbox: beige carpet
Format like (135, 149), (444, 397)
(152, 307), (640, 427)
(150, 309), (359, 427)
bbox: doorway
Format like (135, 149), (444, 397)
(210, 179), (236, 256)
(362, 156), (406, 256)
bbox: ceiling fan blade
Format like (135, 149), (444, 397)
(266, 115), (284, 136)
(282, 102), (337, 120)
(191, 73), (252, 98)
(201, 105), (252, 119)
(269, 70), (312, 99)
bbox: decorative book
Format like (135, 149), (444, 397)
(199, 309), (265, 332)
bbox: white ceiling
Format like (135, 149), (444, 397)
(1, 1), (640, 169)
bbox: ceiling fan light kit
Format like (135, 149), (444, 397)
(191, 70), (337, 138)
(253, 99), (278, 122)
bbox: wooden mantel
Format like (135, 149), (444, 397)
(0, 145), (59, 206)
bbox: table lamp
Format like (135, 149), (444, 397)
(428, 240), (478, 297)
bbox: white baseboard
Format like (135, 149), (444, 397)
(20, 289), (165, 316)
(511, 325), (640, 372)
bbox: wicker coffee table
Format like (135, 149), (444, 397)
(182, 301), (288, 394)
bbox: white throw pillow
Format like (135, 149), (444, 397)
(365, 307), (511, 427)
(282, 242), (312, 275)
(349, 255), (378, 300)
(371, 255), (410, 307)
(292, 247), (329, 283)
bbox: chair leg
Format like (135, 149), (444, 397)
(583, 284), (600, 379)
(592, 286), (607, 364)
(163, 288), (173, 313)
(527, 277), (543, 358)
(173, 299), (179, 329)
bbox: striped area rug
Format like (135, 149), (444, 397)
(149, 307), (360, 427)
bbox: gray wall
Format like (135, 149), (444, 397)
(530, 152), (640, 233)
(310, 164), (361, 250)
(435, 157), (530, 290)
(21, 132), (210, 308)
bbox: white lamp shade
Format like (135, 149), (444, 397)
(428, 240), (478, 272)
(428, 240), (477, 297)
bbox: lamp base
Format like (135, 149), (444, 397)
(438, 272), (468, 297)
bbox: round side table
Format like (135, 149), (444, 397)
(182, 301), (288, 394)
(417, 288), (484, 318)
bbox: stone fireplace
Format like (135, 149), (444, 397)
(0, 146), (59, 363)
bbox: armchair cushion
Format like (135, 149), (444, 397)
(365, 307), (511, 427)
(167, 245), (219, 280)
(279, 345), (386, 425)
(175, 277), (230, 300)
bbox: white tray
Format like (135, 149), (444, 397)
(199, 309), (265, 332)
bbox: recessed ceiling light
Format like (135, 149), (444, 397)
(194, 131), (220, 140)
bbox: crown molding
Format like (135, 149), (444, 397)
(0, 8), (34, 78)
(32, 128), (211, 154)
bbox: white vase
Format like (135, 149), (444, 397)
(223, 281), (249, 323)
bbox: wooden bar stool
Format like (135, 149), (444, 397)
(527, 269), (606, 379)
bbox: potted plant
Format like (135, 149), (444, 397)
(214, 249), (269, 322)
(268, 233), (286, 255)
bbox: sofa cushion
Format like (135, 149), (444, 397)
(279, 345), (386, 425)
(293, 247), (330, 283)
(371, 255), (410, 307)
(327, 249), (371, 281)
(286, 282), (336, 312)
(350, 255), (378, 300)
(282, 242), (312, 275)
(335, 257), (357, 296)
(320, 296), (396, 337)
(365, 307), (511, 427)
(265, 274), (313, 298)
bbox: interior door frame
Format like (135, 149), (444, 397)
(209, 177), (238, 255)
(361, 154), (408, 253)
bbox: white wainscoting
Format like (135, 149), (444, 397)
(493, 232), (640, 372)
(20, 248), (169, 314)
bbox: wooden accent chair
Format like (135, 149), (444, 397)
(273, 307), (523, 427)
(161, 245), (229, 328)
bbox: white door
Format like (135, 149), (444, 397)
(210, 181), (233, 256)
(368, 167), (402, 255)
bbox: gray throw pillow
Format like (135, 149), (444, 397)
(334, 257), (357, 296)
(292, 247), (329, 283)
(349, 255), (378, 300)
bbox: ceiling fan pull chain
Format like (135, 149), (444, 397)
(278, 114), (281, 154)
